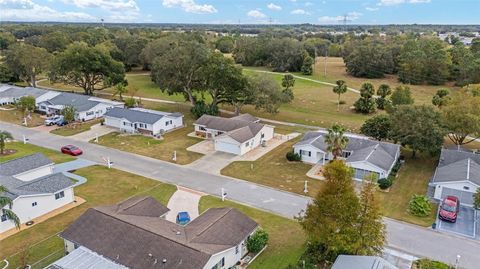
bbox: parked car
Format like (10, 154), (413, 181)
(61, 145), (83, 156)
(44, 115), (63, 126)
(439, 196), (460, 222)
(56, 118), (69, 126)
(176, 212), (191, 225)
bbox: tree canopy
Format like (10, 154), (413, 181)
(5, 43), (52, 87)
(441, 92), (480, 146)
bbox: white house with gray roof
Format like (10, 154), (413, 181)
(104, 107), (184, 136)
(430, 149), (480, 206)
(194, 114), (274, 155)
(0, 84), (53, 105)
(0, 153), (75, 233)
(293, 131), (400, 181)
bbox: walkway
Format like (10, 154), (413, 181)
(1, 121), (480, 269)
(69, 124), (115, 142)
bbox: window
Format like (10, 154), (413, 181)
(200, 126), (206, 131)
(299, 150), (311, 157)
(1, 215), (7, 222)
(342, 151), (352, 158)
(261, 133), (265, 139)
(211, 258), (225, 269)
(40, 105), (46, 110)
(86, 111), (94, 116)
(463, 186), (470, 190)
(55, 191), (65, 200)
(32, 202), (37, 207)
(235, 245), (239, 254)
(246, 141), (250, 147)
(166, 120), (173, 126)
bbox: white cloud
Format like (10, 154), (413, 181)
(305, 2), (313, 6)
(318, 11), (362, 23)
(0, 0), (95, 21)
(365, 7), (379, 11)
(247, 9), (266, 18)
(378, 0), (430, 6)
(291, 9), (310, 15)
(162, 0), (217, 14)
(267, 3), (281, 11)
(62, 0), (140, 21)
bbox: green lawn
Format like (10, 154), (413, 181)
(199, 196), (306, 269)
(378, 149), (439, 227)
(0, 142), (74, 163)
(0, 108), (44, 127)
(0, 165), (178, 268)
(50, 119), (102, 136)
(221, 138), (324, 197)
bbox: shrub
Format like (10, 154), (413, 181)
(378, 178), (392, 190)
(124, 97), (137, 108)
(415, 258), (449, 269)
(408, 195), (432, 217)
(474, 188), (480, 210)
(191, 100), (219, 119)
(286, 151), (301, 162)
(246, 229), (269, 253)
(339, 100), (346, 105)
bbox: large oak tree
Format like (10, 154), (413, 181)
(5, 43), (52, 87)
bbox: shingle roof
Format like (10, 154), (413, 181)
(61, 196), (258, 269)
(0, 153), (53, 176)
(0, 86), (49, 99)
(115, 196), (169, 217)
(332, 255), (398, 269)
(432, 149), (480, 185)
(105, 107), (164, 124)
(43, 92), (100, 112)
(46, 246), (128, 269)
(231, 113), (259, 123)
(195, 114), (266, 143)
(295, 131), (400, 171)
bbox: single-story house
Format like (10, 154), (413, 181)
(293, 131), (400, 181)
(104, 107), (184, 136)
(37, 92), (123, 121)
(332, 255), (398, 269)
(194, 114), (274, 155)
(56, 196), (258, 269)
(0, 85), (52, 105)
(430, 149), (480, 206)
(0, 153), (76, 233)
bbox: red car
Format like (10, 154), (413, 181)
(61, 145), (83, 156)
(439, 196), (460, 222)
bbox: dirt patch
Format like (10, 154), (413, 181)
(0, 149), (17, 156)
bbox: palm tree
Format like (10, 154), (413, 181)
(332, 80), (348, 111)
(325, 124), (349, 159)
(0, 131), (13, 155)
(0, 185), (21, 230)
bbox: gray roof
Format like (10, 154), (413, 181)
(295, 131), (400, 171)
(105, 107), (165, 124)
(0, 153), (53, 176)
(432, 149), (480, 186)
(61, 196), (258, 269)
(231, 113), (259, 123)
(46, 246), (128, 269)
(0, 85), (49, 99)
(42, 92), (100, 112)
(0, 153), (74, 199)
(195, 114), (266, 143)
(332, 255), (398, 269)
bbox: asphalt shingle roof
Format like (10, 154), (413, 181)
(332, 255), (398, 269)
(61, 196), (258, 269)
(104, 107), (165, 124)
(43, 92), (99, 111)
(195, 114), (266, 143)
(295, 131), (400, 171)
(0, 86), (49, 99)
(0, 153), (53, 176)
(432, 149), (480, 185)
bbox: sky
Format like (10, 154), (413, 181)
(0, 0), (479, 25)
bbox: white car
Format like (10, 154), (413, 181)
(44, 115), (62, 126)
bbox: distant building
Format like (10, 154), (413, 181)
(54, 196), (258, 269)
(0, 153), (76, 233)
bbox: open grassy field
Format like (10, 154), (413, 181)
(378, 149), (438, 227)
(0, 142), (74, 163)
(0, 108), (44, 127)
(199, 196), (306, 269)
(50, 119), (102, 136)
(221, 138), (325, 197)
(0, 164), (178, 268)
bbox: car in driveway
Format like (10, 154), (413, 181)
(61, 145), (83, 156)
(176, 212), (191, 225)
(56, 118), (69, 126)
(439, 196), (460, 222)
(44, 115), (63, 126)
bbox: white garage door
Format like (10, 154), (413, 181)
(215, 141), (241, 155)
(441, 187), (474, 206)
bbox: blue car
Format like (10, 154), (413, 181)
(176, 212), (191, 225)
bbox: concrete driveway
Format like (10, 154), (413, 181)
(186, 151), (238, 174)
(165, 187), (204, 223)
(31, 124), (59, 132)
(437, 206), (477, 239)
(70, 124), (116, 142)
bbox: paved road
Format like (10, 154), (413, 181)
(2, 122), (479, 269)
